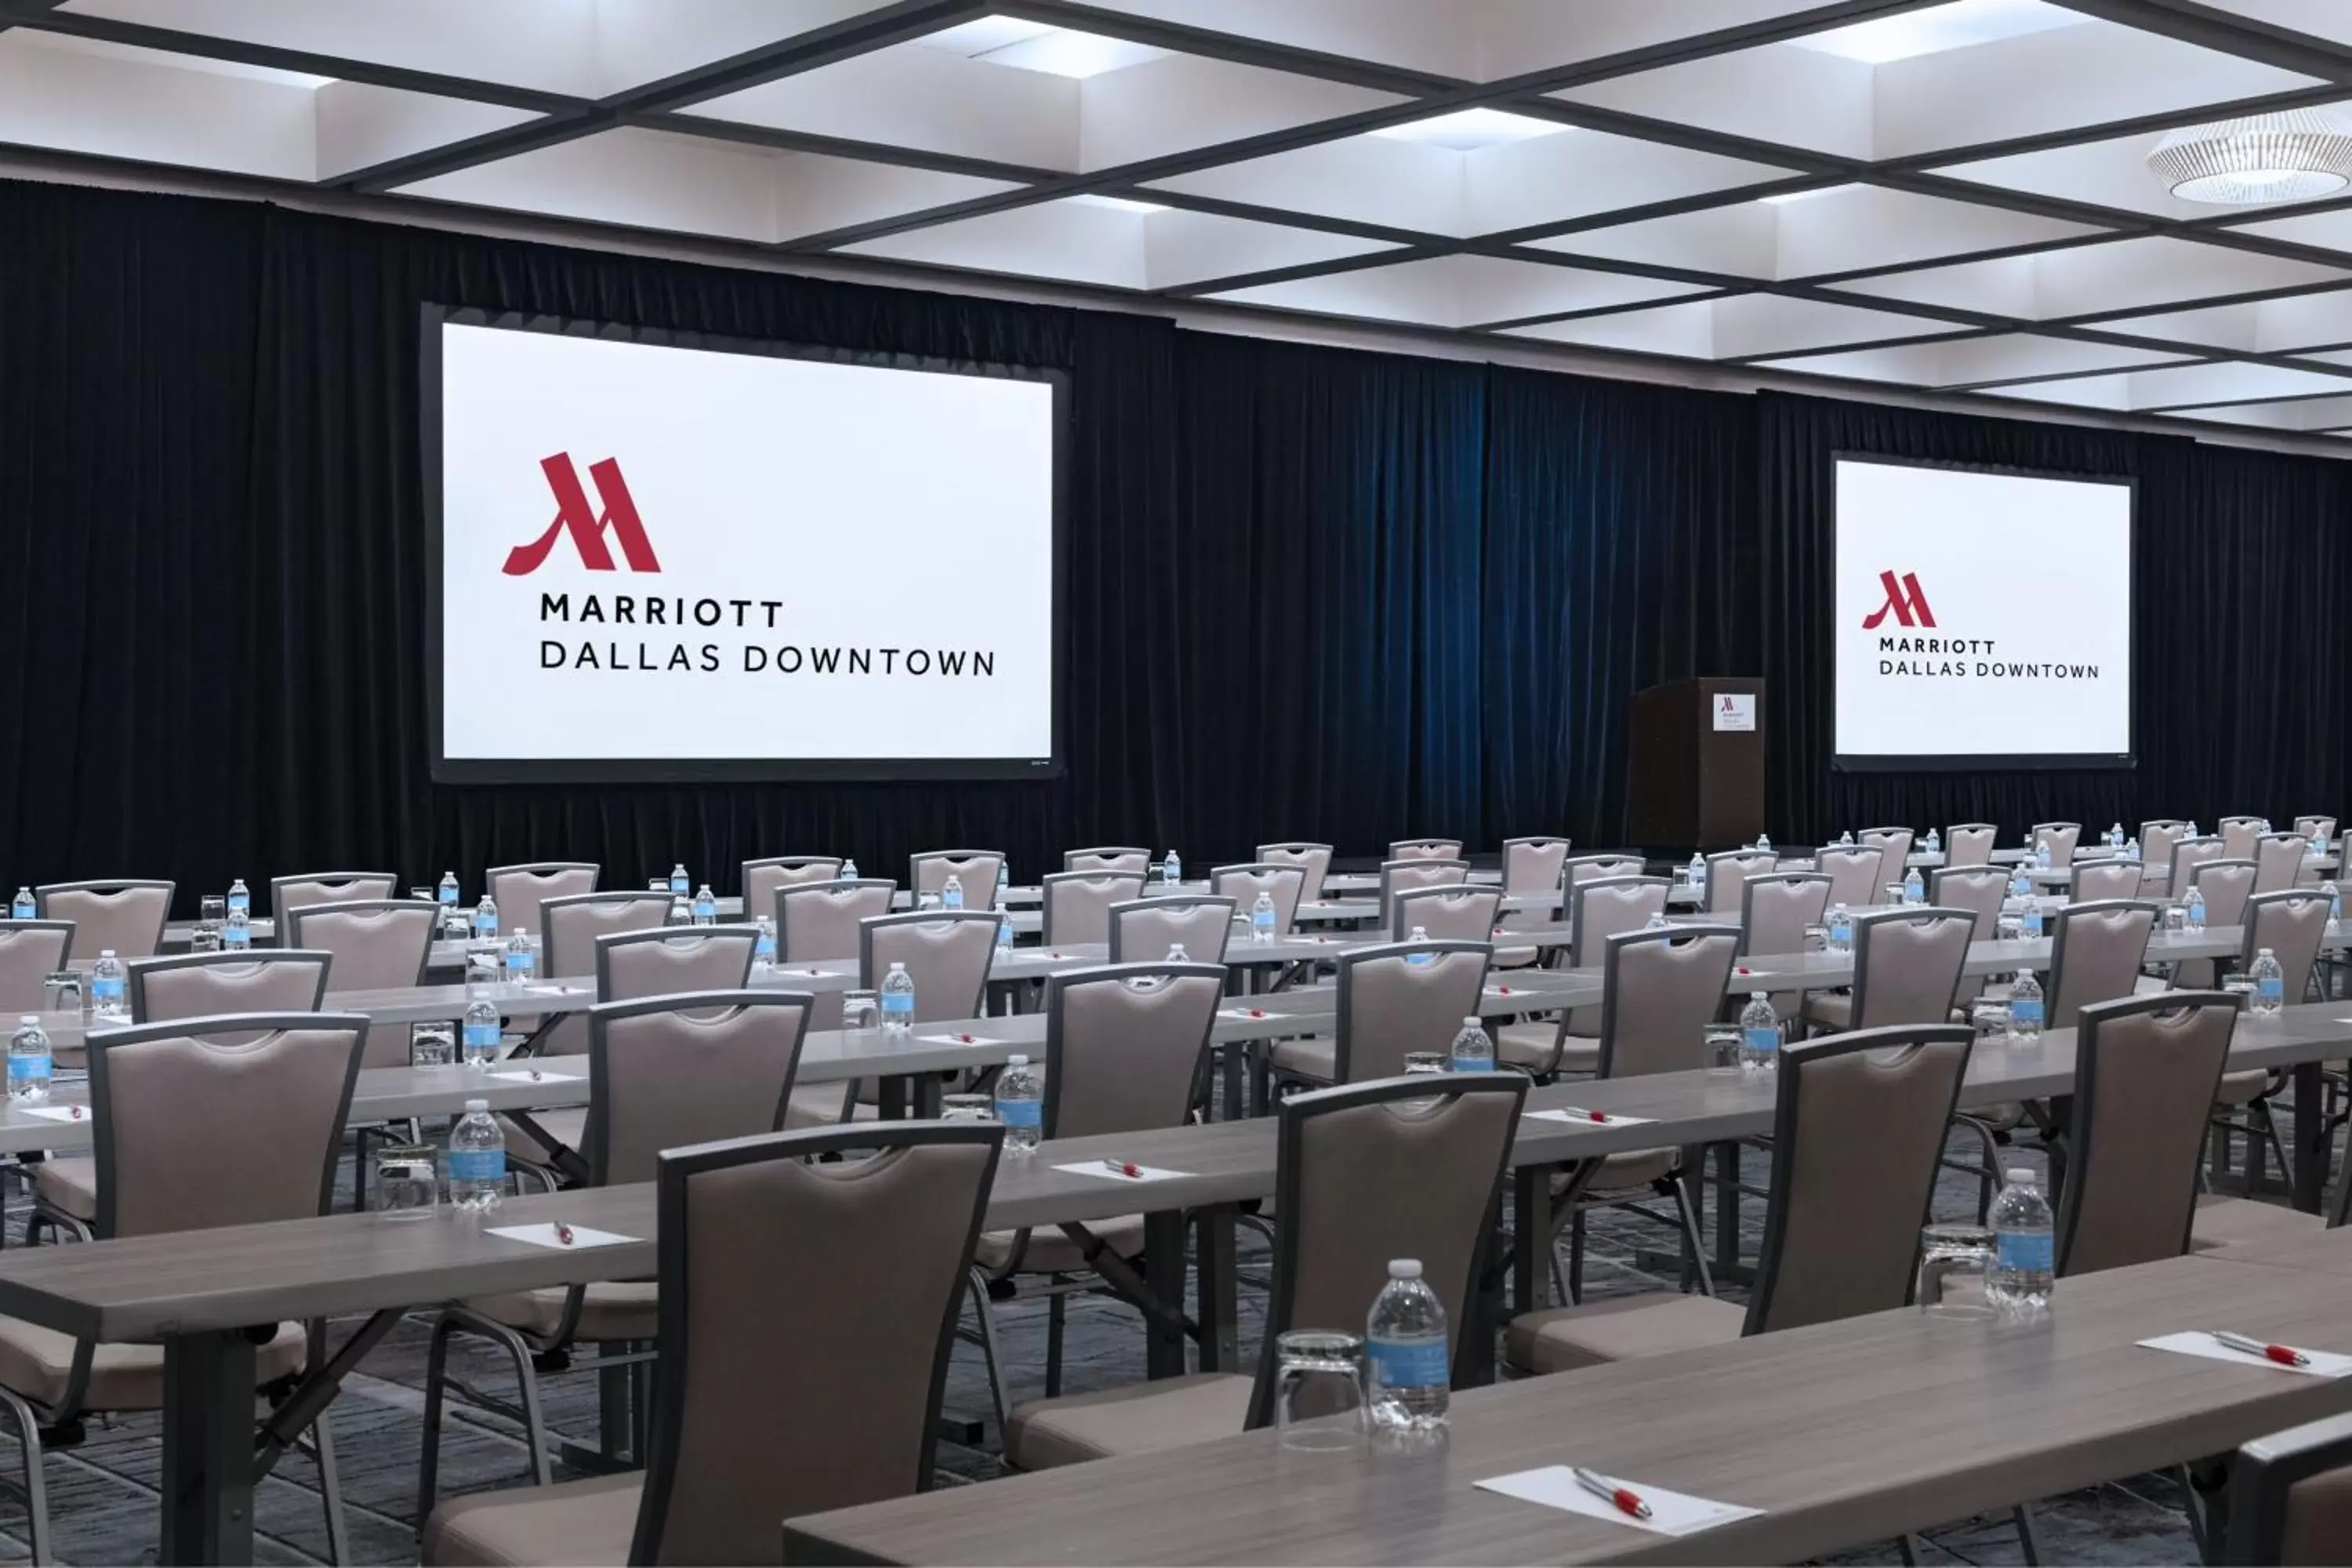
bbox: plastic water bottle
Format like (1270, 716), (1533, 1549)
(1838, 829), (1854, 846)
(2251, 946), (2286, 1017)
(2185, 887), (2206, 931)
(661, 893), (687, 927)
(669, 863), (689, 895)
(447, 1100), (507, 1212)
(994, 901), (1014, 957)
(1902, 866), (1924, 905)
(1405, 925), (1432, 964)
(223, 907), (252, 950)
(1163, 849), (1181, 887)
(941, 874), (964, 911)
(1827, 903), (1853, 953)
(463, 990), (500, 1067)
(2020, 898), (2045, 940)
(503, 928), (535, 985)
(1757, 832), (1773, 854)
(1250, 891), (1277, 945)
(2125, 836), (2141, 862)
(1686, 852), (1707, 902)
(90, 950), (127, 1023)
(841, 856), (858, 880)
(2010, 859), (2034, 899)
(1738, 992), (1778, 1071)
(2009, 969), (2044, 1043)
(1167, 943), (1190, 963)
(1366, 1258), (1449, 1433)
(692, 884), (716, 925)
(996, 861), (1011, 902)
(1988, 1167), (2054, 1315)
(1449, 1016), (1492, 1073)
(8, 887), (31, 920)
(995, 1054), (1041, 1153)
(9, 1017), (50, 1104)
(2034, 838), (2052, 870)
(1924, 827), (1941, 855)
(437, 871), (459, 908)
(227, 877), (250, 916)
(2189, 818), (2201, 839)
(880, 960), (915, 1035)
(752, 915), (777, 977)
(2109, 822), (2125, 851)
(473, 894), (499, 940)
(1643, 911), (1671, 931)
(2326, 880), (2343, 927)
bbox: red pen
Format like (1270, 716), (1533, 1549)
(1100, 1159), (1145, 1179)
(2213, 1330), (2310, 1367)
(554, 1223), (575, 1246)
(1572, 1468), (1652, 1520)
(1559, 1107), (1610, 1123)
(68, 1105), (82, 1121)
(956, 1033), (976, 1044)
(1495, 986), (1513, 996)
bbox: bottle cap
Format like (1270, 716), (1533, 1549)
(2005, 1167), (2035, 1185)
(1750, 991), (1766, 1000)
(1388, 1258), (1423, 1279)
(16, 1017), (34, 1027)
(100, 949), (115, 958)
(889, 960), (906, 971)
(465, 1098), (489, 1112)
(1007, 1053), (1029, 1067)
(2259, 946), (2276, 956)
(1462, 1016), (1482, 1028)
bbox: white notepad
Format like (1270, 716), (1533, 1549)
(917, 1033), (1007, 1047)
(2139, 1331), (2352, 1378)
(485, 1222), (637, 1250)
(1218, 1007), (1290, 1022)
(1528, 1108), (1653, 1128)
(488, 1069), (583, 1085)
(1475, 1465), (1763, 1537)
(14, 1105), (89, 1124)
(1053, 1161), (1190, 1184)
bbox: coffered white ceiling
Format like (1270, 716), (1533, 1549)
(15, 0), (2352, 438)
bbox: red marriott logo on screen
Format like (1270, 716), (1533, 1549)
(500, 453), (662, 576)
(1860, 569), (1935, 630)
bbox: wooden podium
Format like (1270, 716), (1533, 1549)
(1625, 678), (1766, 851)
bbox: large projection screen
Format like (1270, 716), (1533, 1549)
(1833, 455), (2134, 771)
(425, 310), (1063, 783)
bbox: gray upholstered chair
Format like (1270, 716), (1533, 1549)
(2, 1014), (368, 1564)
(2220, 817), (2266, 861)
(1500, 837), (1571, 895)
(2047, 899), (2161, 1030)
(1001, 1073), (1524, 1472)
(269, 871), (397, 920)
(1210, 863), (1305, 938)
(282, 900), (436, 993)
(1041, 871), (1146, 947)
(1564, 853), (1646, 890)
(1374, 858), (1469, 928)
(908, 851), (1004, 908)
(1269, 939), (1490, 1087)
(1704, 851), (1777, 915)
(965, 963), (1225, 1428)
(1857, 827), (1916, 880)
(0, 922), (73, 1014)
(2030, 822), (2082, 869)
(1389, 885), (1502, 943)
(1106, 895), (1236, 964)
(1508, 1022), (1973, 1375)
(420, 991), (815, 1515)
(1494, 876), (1668, 1074)
(1064, 847), (1150, 875)
(2162, 859), (2258, 990)
(741, 856), (844, 923)
(1814, 844), (1887, 910)
(2139, 820), (2190, 895)
(2170, 836), (2227, 898)
(422, 1118), (1000, 1566)
(486, 862), (599, 927)
(2055, 993), (2238, 1277)
(539, 892), (673, 980)
(2208, 890), (2335, 1190)
(1803, 906), (1971, 1033)
(1944, 824), (1997, 869)
(2296, 813), (2338, 846)
(776, 878), (895, 964)
(1255, 843), (1332, 903)
(786, 912), (1000, 1130)
(34, 880), (172, 961)
(2220, 1408), (2352, 1565)
(2256, 831), (2314, 894)
(1930, 865), (2009, 935)
(1738, 872), (1828, 1024)
(1388, 838), (1462, 862)
(2071, 858), (2147, 903)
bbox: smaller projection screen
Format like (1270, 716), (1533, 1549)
(1833, 455), (2134, 771)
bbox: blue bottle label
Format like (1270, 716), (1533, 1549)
(2011, 998), (2044, 1028)
(9, 902), (31, 920)
(476, 915), (498, 937)
(438, 886), (459, 905)
(223, 928), (250, 949)
(756, 935), (776, 959)
(1450, 1048), (1488, 1073)
(671, 875), (688, 893)
(92, 977), (125, 1003)
(1367, 1336), (1450, 1390)
(505, 952), (534, 978)
(7, 1054), (49, 1081)
(882, 992), (914, 1018)
(446, 1149), (505, 1183)
(2259, 977), (2285, 1002)
(2024, 910), (2042, 938)
(463, 1022), (500, 1051)
(1744, 1026), (1777, 1054)
(994, 1095), (1043, 1129)
(227, 892), (249, 914)
(1998, 1231), (2053, 1273)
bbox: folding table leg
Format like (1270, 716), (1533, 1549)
(1192, 1207), (1238, 1372)
(161, 1328), (257, 1566)
(2292, 1060), (2329, 1213)
(1142, 1210), (1189, 1379)
(1512, 1165), (1552, 1316)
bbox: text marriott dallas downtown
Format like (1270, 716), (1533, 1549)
(533, 593), (1000, 679)
(1873, 634), (2104, 681)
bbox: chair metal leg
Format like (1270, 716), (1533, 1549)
(2013, 1503), (2043, 1565)
(493, 1323), (557, 1488)
(1044, 1293), (1066, 1399)
(1671, 1178), (1716, 1299)
(0, 1385), (49, 1566)
(309, 1403), (350, 1566)
(964, 1270), (1012, 1438)
(416, 1314), (455, 1527)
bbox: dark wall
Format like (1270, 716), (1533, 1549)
(1, 178), (2347, 906)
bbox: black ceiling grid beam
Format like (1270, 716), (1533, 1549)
(1939, 355), (2211, 391)
(1464, 287), (1743, 335)
(337, 0), (989, 192)
(2136, 380), (2352, 413)
(1884, 168), (2352, 272)
(626, 111), (1062, 186)
(2041, 0), (2352, 82)
(0, 0), (71, 38)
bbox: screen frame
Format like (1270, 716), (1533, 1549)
(421, 303), (1069, 786)
(1830, 450), (2137, 774)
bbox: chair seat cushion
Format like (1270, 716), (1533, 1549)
(975, 1214), (1147, 1275)
(0, 1315), (305, 1411)
(1495, 1023), (1595, 1075)
(2215, 1068), (2271, 1106)
(35, 1157), (96, 1221)
(1505, 1291), (1744, 1375)
(1800, 992), (1853, 1031)
(499, 1108), (586, 1169)
(2190, 1193), (2322, 1254)
(1005, 1371), (1251, 1471)
(1269, 1036), (1334, 1083)
(782, 1083), (877, 1130)
(422, 1471), (641, 1567)
(1565, 1146), (1679, 1194)
(464, 1282), (658, 1343)
(2135, 974), (2172, 996)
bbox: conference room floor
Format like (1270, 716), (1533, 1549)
(0, 1112), (2273, 1566)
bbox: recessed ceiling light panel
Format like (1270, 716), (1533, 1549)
(2148, 109), (2352, 205)
(1788, 0), (2084, 64)
(916, 16), (1166, 78)
(1367, 108), (1569, 152)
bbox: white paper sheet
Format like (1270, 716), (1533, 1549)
(488, 1069), (584, 1084)
(916, 1033), (1007, 1047)
(14, 1105), (88, 1124)
(1218, 1007), (1290, 1022)
(1475, 1465), (1763, 1537)
(1052, 1161), (1191, 1184)
(485, 1222), (638, 1250)
(2138, 1331), (2352, 1378)
(1528, 1108), (1653, 1128)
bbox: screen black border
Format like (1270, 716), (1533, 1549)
(421, 304), (1069, 786)
(1830, 451), (2137, 774)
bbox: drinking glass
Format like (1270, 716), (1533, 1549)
(1402, 1051), (1446, 1076)
(2222, 971), (2255, 1000)
(2165, 905), (2188, 935)
(188, 927), (222, 954)
(1969, 999), (2011, 1047)
(465, 942), (501, 989)
(409, 887), (434, 904)
(1802, 924), (1828, 953)
(198, 895), (226, 931)
(1918, 1224), (1997, 1319)
(940, 1094), (995, 1123)
(841, 989), (880, 1033)
(373, 1145), (440, 1220)
(410, 1023), (455, 1069)
(1273, 1330), (1367, 1451)
(42, 971), (82, 1018)
(1996, 910), (2024, 943)
(1703, 1024), (1743, 1072)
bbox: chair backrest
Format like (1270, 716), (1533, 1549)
(1564, 854), (1646, 889)
(270, 872), (397, 920)
(2223, 1409), (2352, 1566)
(88, 1013), (365, 1239)
(1333, 941), (1491, 1083)
(1857, 828), (1915, 877)
(2169, 836), (2227, 896)
(2220, 818), (2264, 861)
(1244, 1074), (1526, 1429)
(1389, 886), (1502, 943)
(540, 892), (674, 978)
(1211, 863), (1305, 938)
(0, 922), (74, 1013)
(128, 951), (332, 1023)
(1929, 866), (2009, 937)
(1105, 895), (1236, 964)
(587, 993), (812, 1186)
(630, 1122), (1000, 1565)
(1813, 845), (1887, 911)
(1500, 837), (1571, 895)
(2256, 832), (2311, 895)
(1043, 964), (1225, 1141)
(2071, 858), (2146, 903)
(1596, 926), (1740, 1080)
(2187, 858), (2257, 928)
(36, 880), (173, 961)
(1040, 871), (1147, 948)
(1255, 843), (1332, 902)
(862, 912), (999, 1024)
(1746, 1025), (1974, 1335)
(1376, 858), (1469, 927)
(281, 900), (437, 992)
(2296, 814), (2337, 843)
(1944, 824), (1997, 869)
(1064, 847), (1151, 876)
(596, 927), (760, 1004)
(2031, 822), (2081, 869)
(1739, 873), (1829, 959)
(1704, 851), (1777, 914)
(908, 851), (1004, 906)
(2242, 890), (2331, 1004)
(487, 862), (599, 923)
(1846, 907), (1973, 1029)
(742, 858), (844, 924)
(1388, 839), (1462, 862)
(777, 880), (897, 964)
(2140, 820), (2188, 875)
(1568, 876), (1670, 1036)
(2055, 992), (2239, 1276)
(2047, 899), (2160, 1029)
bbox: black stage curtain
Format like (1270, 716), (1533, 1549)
(4, 178), (2351, 909)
